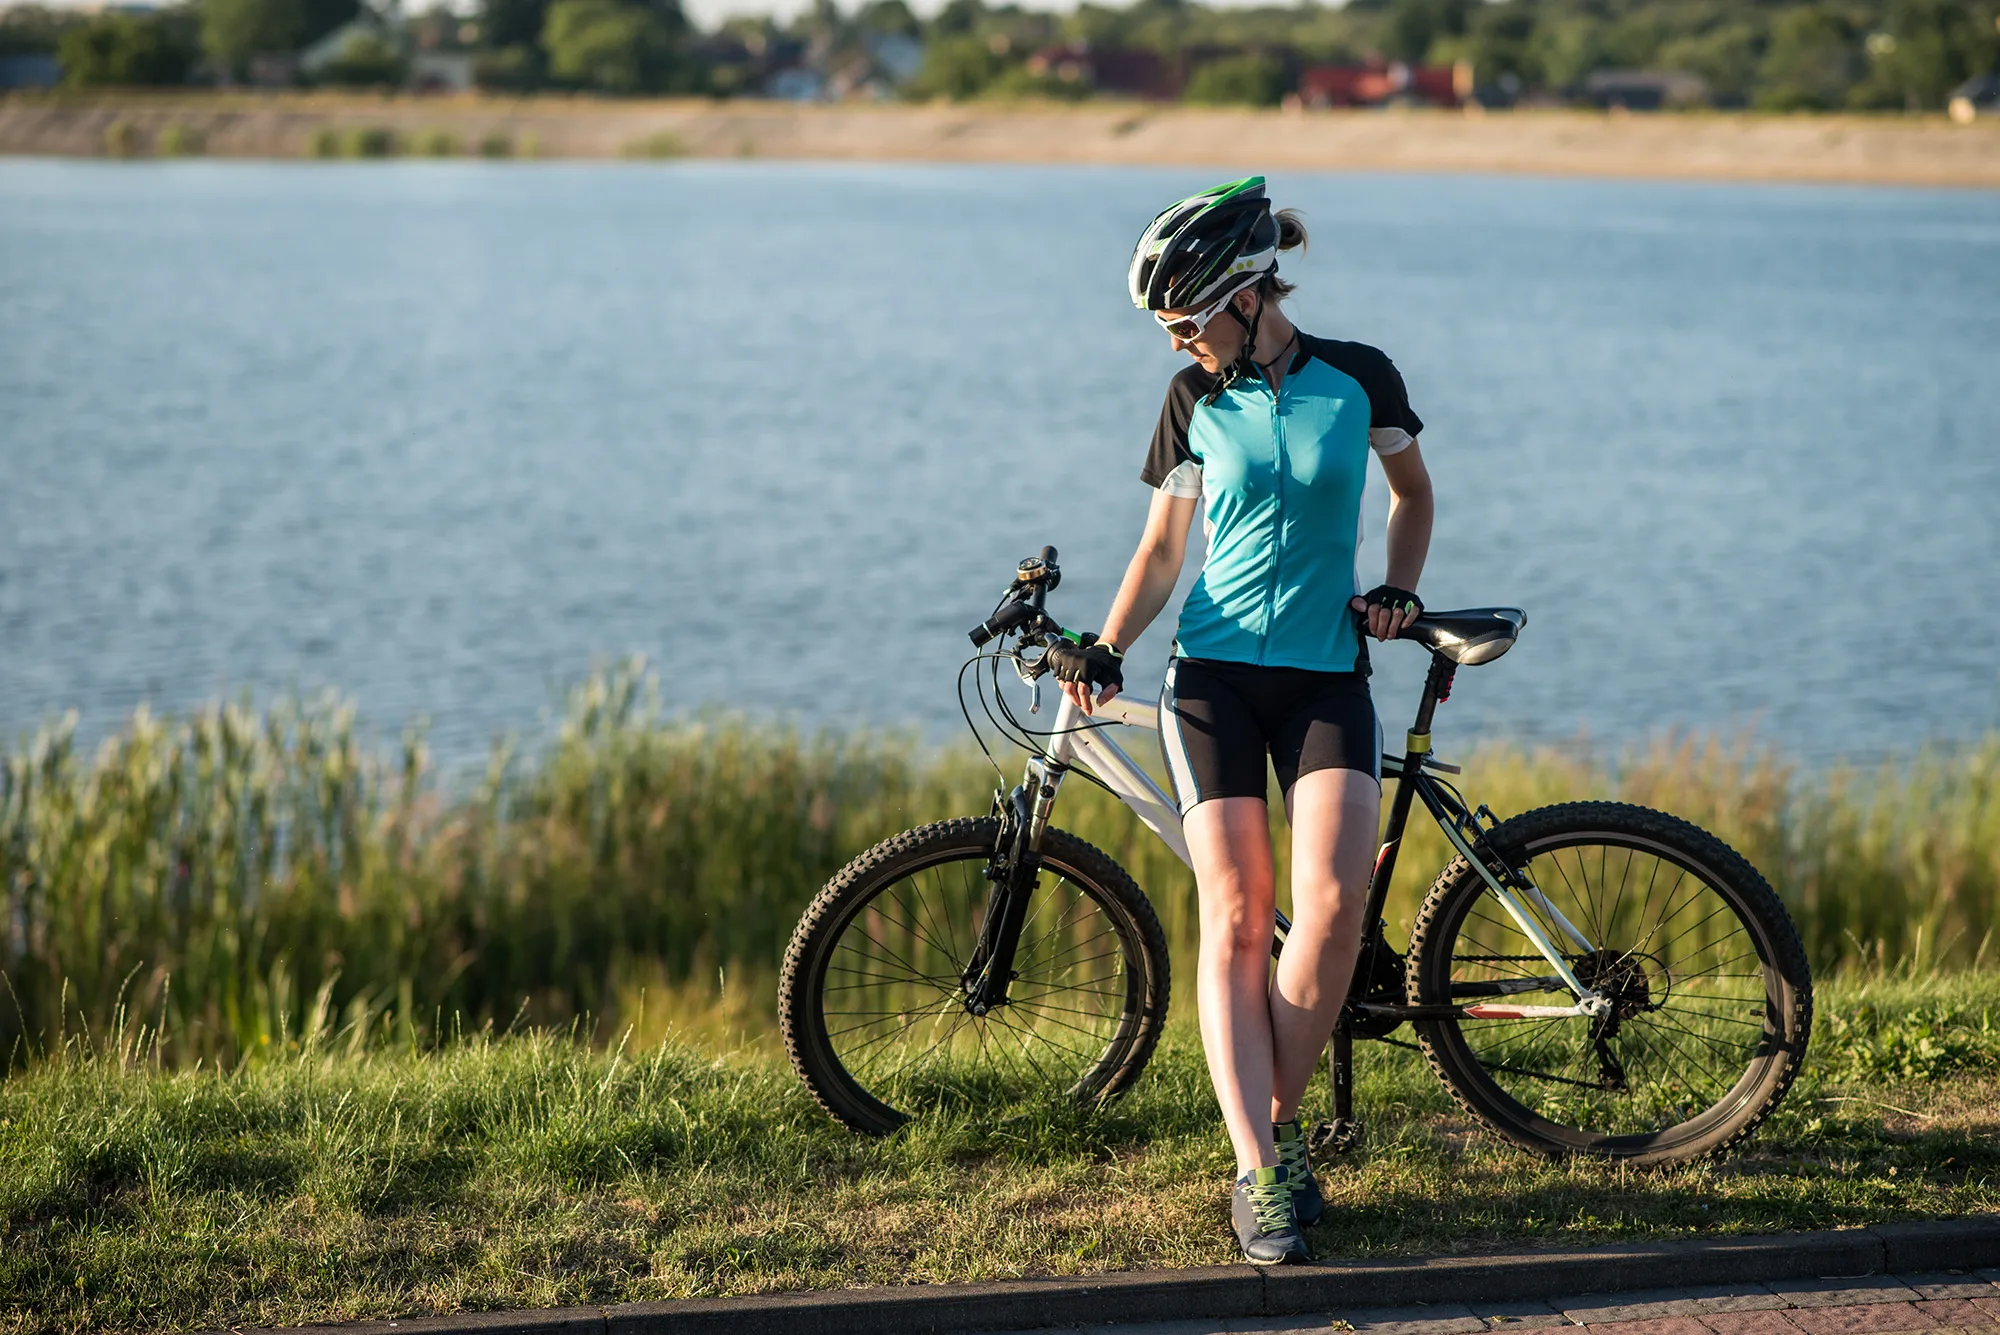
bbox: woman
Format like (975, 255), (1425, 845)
(1046, 177), (1435, 1265)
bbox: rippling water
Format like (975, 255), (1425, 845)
(2, 159), (1997, 764)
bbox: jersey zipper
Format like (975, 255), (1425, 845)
(1260, 377), (1287, 666)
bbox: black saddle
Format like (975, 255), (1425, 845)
(1399, 607), (1527, 666)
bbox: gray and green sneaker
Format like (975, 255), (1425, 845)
(1274, 1118), (1324, 1227)
(1231, 1165), (1310, 1265)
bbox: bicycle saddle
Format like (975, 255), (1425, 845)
(1401, 608), (1526, 666)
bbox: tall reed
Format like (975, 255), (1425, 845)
(4, 664), (1995, 1069)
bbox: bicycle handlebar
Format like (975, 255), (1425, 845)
(970, 548), (1485, 658)
(968, 547), (1063, 646)
(968, 600), (1035, 647)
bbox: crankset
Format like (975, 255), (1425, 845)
(1308, 1117), (1364, 1156)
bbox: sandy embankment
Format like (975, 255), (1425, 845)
(4, 92), (2000, 187)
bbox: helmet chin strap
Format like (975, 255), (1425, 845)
(1206, 285), (1266, 405)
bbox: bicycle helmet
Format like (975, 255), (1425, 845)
(1127, 175), (1280, 313)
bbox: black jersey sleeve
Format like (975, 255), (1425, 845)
(1140, 364), (1216, 488)
(1300, 336), (1425, 438)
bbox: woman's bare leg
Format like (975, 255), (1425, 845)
(1183, 795), (1280, 1174)
(1270, 768), (1380, 1123)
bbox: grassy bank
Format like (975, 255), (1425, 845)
(1, 970), (1996, 1333)
(5, 94), (2000, 187)
(5, 665), (1998, 1069)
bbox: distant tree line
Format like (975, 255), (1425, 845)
(4, 0), (1996, 112)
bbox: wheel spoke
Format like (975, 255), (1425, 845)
(1416, 819), (1806, 1155)
(791, 830), (1158, 1131)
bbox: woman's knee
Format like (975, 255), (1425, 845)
(1202, 905), (1276, 959)
(1197, 877), (1274, 959)
(1287, 873), (1369, 932)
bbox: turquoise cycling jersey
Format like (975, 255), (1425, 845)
(1140, 334), (1424, 674)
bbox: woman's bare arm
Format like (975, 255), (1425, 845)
(1061, 488), (1198, 712)
(1352, 439), (1435, 641)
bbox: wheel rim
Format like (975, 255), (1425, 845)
(806, 846), (1146, 1128)
(1431, 831), (1788, 1153)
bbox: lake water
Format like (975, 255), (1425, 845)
(3, 159), (1997, 766)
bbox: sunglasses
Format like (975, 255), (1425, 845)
(1154, 283), (1248, 341)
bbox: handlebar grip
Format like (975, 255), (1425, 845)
(969, 599), (1034, 647)
(1040, 545), (1058, 566)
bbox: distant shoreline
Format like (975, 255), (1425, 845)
(5, 92), (2000, 188)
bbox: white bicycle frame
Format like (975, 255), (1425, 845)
(1030, 691), (1609, 1022)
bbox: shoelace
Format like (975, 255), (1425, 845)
(1243, 1177), (1293, 1235)
(1275, 1131), (1312, 1186)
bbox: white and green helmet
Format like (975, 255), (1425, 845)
(1127, 176), (1280, 313)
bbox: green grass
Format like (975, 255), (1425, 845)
(5, 663), (1999, 1070)
(622, 130), (687, 158)
(102, 118), (142, 157)
(154, 122), (204, 156)
(1, 970), (1996, 1334)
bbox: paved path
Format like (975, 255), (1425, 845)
(983, 1271), (2000, 1335)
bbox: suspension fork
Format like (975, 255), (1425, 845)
(964, 756), (1067, 1013)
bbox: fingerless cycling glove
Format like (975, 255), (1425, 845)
(1047, 634), (1125, 690)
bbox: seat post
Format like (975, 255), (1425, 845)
(1409, 651), (1456, 741)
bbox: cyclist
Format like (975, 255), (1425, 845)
(1048, 177), (1434, 1265)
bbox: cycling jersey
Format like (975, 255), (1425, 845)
(1140, 334), (1423, 674)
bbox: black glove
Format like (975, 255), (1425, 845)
(1045, 633), (1125, 690)
(1361, 585), (1424, 618)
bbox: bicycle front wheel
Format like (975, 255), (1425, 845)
(1407, 802), (1811, 1164)
(779, 817), (1170, 1134)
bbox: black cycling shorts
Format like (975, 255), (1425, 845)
(1158, 657), (1381, 814)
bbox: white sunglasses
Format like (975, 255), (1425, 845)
(1154, 281), (1252, 340)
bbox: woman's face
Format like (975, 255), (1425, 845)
(1161, 286), (1257, 373)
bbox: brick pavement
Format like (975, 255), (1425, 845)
(981, 1270), (2000, 1335)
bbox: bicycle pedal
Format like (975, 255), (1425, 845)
(1307, 1118), (1364, 1156)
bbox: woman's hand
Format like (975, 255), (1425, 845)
(1048, 637), (1124, 716)
(1351, 588), (1423, 641)
(1057, 677), (1122, 716)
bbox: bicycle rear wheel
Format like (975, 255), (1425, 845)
(1407, 802), (1811, 1164)
(780, 817), (1170, 1134)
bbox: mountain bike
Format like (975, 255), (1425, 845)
(779, 548), (1813, 1165)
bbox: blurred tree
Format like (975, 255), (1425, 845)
(911, 32), (999, 96)
(791, 0), (843, 46)
(1597, 6), (1669, 69)
(930, 0), (986, 39)
(1383, 0), (1469, 64)
(148, 0), (1983, 113)
(1848, 0), (2000, 107)
(2, 4), (81, 57)
(315, 28), (406, 85)
(482, 0), (552, 54)
(543, 0), (673, 90)
(299, 0), (359, 47)
(200, 0), (306, 77)
(1528, 8), (1607, 90)
(856, 0), (920, 38)
(1454, 0), (1539, 86)
(1064, 1), (1126, 46)
(1657, 21), (1763, 105)
(57, 10), (197, 84)
(1757, 6), (1861, 108)
(473, 42), (539, 87)
(1184, 51), (1284, 103)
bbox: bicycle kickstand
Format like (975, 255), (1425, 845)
(1309, 1009), (1364, 1156)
